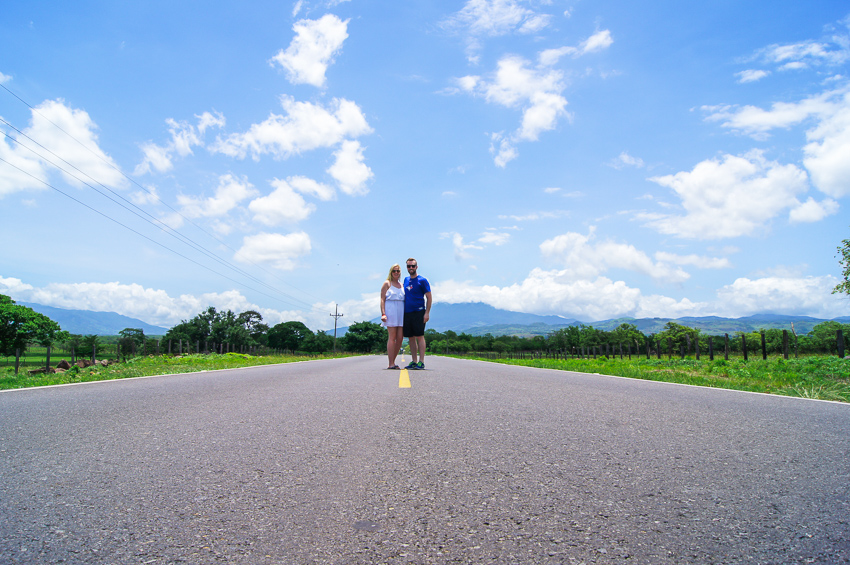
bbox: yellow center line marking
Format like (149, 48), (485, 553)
(399, 369), (411, 388)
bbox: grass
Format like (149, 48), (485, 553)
(0, 352), (352, 391)
(458, 354), (850, 403)
(4, 352), (849, 403)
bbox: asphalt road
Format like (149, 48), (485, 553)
(1, 355), (848, 564)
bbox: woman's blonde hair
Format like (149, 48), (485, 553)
(387, 263), (401, 282)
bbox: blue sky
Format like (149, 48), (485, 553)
(2, 0), (849, 331)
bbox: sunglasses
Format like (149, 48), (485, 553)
(407, 265), (417, 269)
(392, 269), (400, 272)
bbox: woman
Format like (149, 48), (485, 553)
(380, 263), (405, 369)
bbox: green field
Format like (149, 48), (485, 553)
(462, 354), (850, 402)
(2, 352), (848, 403)
(0, 352), (351, 391)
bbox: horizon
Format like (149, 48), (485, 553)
(2, 1), (849, 331)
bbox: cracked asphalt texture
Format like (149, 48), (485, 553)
(1, 355), (848, 564)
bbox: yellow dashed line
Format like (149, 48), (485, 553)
(399, 369), (411, 388)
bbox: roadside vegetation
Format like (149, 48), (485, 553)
(454, 353), (850, 402)
(0, 352), (352, 391)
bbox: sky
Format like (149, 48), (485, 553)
(2, 0), (850, 332)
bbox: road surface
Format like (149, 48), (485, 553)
(1, 355), (848, 564)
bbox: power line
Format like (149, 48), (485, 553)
(0, 126), (318, 312)
(0, 82), (330, 311)
(0, 155), (327, 312)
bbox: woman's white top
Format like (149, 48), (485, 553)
(385, 284), (405, 301)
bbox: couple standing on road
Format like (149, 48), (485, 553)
(380, 258), (432, 370)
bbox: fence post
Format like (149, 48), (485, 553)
(761, 331), (767, 360)
(695, 337), (700, 360)
(708, 336), (714, 361)
(15, 348), (20, 375)
(668, 337), (672, 360)
(782, 330), (789, 360)
(645, 341), (650, 360)
(838, 329), (846, 359)
(92, 344), (97, 363)
(742, 334), (748, 361)
(724, 333), (729, 361)
(46, 346), (51, 372)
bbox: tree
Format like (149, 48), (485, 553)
(0, 295), (67, 357)
(118, 328), (146, 358)
(238, 310), (269, 346)
(834, 231), (850, 295)
(342, 321), (387, 353)
(268, 321), (313, 351)
(302, 330), (334, 353)
(656, 321), (700, 353)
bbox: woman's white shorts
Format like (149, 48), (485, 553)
(383, 300), (404, 327)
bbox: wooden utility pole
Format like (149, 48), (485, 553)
(330, 304), (343, 353)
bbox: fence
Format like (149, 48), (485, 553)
(0, 339), (293, 375)
(439, 329), (847, 362)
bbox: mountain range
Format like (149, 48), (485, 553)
(336, 302), (849, 337)
(15, 300), (849, 337)
(20, 302), (170, 336)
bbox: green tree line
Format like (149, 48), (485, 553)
(3, 294), (847, 360)
(426, 321), (850, 357)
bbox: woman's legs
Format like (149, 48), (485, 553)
(387, 326), (403, 367)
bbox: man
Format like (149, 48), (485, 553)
(402, 257), (432, 370)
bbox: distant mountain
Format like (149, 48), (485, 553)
(333, 302), (845, 337)
(20, 302), (169, 336)
(330, 302), (578, 335)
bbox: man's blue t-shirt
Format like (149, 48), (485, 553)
(403, 275), (431, 313)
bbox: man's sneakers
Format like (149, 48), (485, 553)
(405, 361), (417, 369)
(415, 361), (425, 370)
(404, 361), (425, 370)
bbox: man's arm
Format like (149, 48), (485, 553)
(423, 291), (432, 323)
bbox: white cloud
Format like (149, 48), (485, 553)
(736, 69), (770, 83)
(802, 89), (850, 197)
(249, 178), (316, 225)
(489, 132), (519, 168)
(703, 83), (850, 198)
(644, 151), (809, 239)
(135, 111), (224, 175)
(478, 231), (510, 245)
(579, 29), (613, 54)
(444, 0), (551, 40)
(13, 99), (126, 192)
(757, 38), (850, 69)
(437, 269), (645, 321)
(177, 173), (258, 218)
(327, 139), (373, 195)
(608, 151), (644, 169)
(789, 197), (839, 223)
(715, 275), (846, 317)
(703, 87), (840, 137)
(653, 251), (731, 269)
(0, 72), (11, 84)
(434, 268), (850, 321)
(0, 122), (48, 198)
(458, 34), (618, 165)
(234, 231), (312, 270)
(540, 227), (691, 283)
(270, 14), (349, 88)
(0, 276), (315, 328)
(442, 229), (511, 260)
(210, 96), (371, 160)
(498, 209), (570, 221)
(288, 175), (336, 201)
(442, 232), (483, 260)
